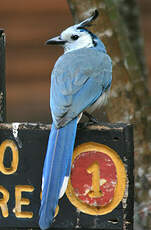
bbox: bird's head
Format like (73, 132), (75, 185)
(46, 10), (99, 53)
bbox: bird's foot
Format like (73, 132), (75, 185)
(83, 111), (99, 124)
(78, 112), (99, 129)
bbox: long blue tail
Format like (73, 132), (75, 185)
(39, 118), (78, 230)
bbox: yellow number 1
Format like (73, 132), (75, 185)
(87, 162), (102, 198)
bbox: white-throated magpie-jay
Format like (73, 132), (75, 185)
(39, 10), (112, 230)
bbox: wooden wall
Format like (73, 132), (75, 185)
(0, 0), (150, 122)
(0, 0), (72, 122)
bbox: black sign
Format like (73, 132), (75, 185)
(0, 122), (134, 229)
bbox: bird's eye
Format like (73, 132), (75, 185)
(71, 35), (79, 40)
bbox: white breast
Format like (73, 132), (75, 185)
(86, 91), (109, 114)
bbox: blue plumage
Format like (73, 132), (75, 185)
(51, 48), (112, 128)
(39, 10), (112, 230)
(39, 118), (78, 230)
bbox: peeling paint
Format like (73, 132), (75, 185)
(123, 213), (127, 230)
(83, 188), (91, 196)
(108, 220), (118, 224)
(100, 178), (107, 186)
(111, 180), (117, 186)
(122, 176), (129, 210)
(123, 156), (127, 162)
(76, 208), (80, 213)
(0, 122), (51, 130)
(12, 123), (22, 148)
(0, 92), (3, 103)
(87, 125), (124, 131)
(12, 122), (20, 139)
(75, 208), (80, 228)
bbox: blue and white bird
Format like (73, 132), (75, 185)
(39, 10), (112, 230)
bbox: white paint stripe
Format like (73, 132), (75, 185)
(12, 122), (20, 139)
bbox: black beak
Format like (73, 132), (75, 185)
(45, 36), (66, 45)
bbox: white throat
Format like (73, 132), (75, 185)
(64, 42), (93, 53)
(64, 35), (94, 53)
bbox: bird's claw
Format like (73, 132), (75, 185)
(83, 111), (99, 124)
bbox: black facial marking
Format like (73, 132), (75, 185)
(78, 27), (97, 47)
(93, 40), (97, 46)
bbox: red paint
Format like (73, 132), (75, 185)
(71, 151), (117, 207)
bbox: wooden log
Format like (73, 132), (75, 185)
(0, 122), (133, 229)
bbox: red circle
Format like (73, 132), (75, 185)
(71, 151), (117, 207)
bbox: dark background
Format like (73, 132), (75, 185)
(0, 0), (150, 123)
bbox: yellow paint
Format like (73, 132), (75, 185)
(15, 185), (34, 218)
(66, 142), (127, 215)
(54, 205), (59, 217)
(87, 162), (102, 198)
(40, 191), (42, 200)
(0, 186), (9, 217)
(0, 140), (19, 175)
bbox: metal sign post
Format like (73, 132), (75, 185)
(0, 30), (6, 122)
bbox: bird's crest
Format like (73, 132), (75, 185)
(76, 9), (99, 29)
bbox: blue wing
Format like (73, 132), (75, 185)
(50, 47), (112, 128)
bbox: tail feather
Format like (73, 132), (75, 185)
(39, 118), (78, 230)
